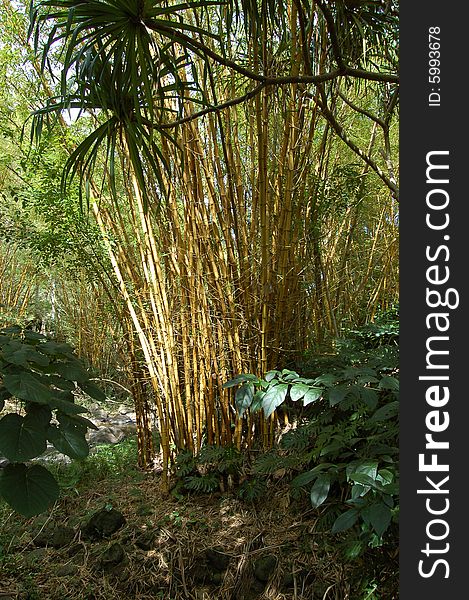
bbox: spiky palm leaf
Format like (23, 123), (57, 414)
(29, 0), (222, 204)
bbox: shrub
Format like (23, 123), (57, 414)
(223, 310), (399, 549)
(0, 325), (104, 516)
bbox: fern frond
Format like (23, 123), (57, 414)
(185, 472), (220, 493)
(175, 450), (196, 477)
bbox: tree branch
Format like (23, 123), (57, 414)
(148, 20), (398, 86)
(313, 86), (399, 200)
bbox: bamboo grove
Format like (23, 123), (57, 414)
(1, 0), (399, 482)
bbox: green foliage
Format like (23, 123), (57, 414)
(184, 472), (220, 493)
(29, 0), (224, 206)
(224, 310), (399, 551)
(343, 305), (399, 350)
(0, 325), (104, 516)
(49, 435), (141, 492)
(223, 369), (323, 418)
(237, 477), (267, 502)
(173, 444), (243, 496)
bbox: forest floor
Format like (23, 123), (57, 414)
(0, 435), (398, 600)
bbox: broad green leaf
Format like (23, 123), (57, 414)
(2, 343), (50, 368)
(289, 383), (309, 402)
(54, 361), (90, 384)
(235, 383), (254, 416)
(23, 330), (46, 343)
(46, 375), (75, 391)
(47, 424), (89, 460)
(357, 375), (379, 385)
(303, 387), (323, 406)
(346, 459), (378, 481)
(328, 385), (351, 406)
(292, 463), (335, 487)
(24, 404), (52, 427)
(383, 493), (395, 508)
(291, 377), (316, 385)
(37, 340), (74, 357)
(265, 370), (280, 382)
(378, 376), (399, 391)
(3, 371), (54, 405)
(262, 383), (289, 418)
(376, 469), (395, 485)
(250, 389), (265, 412)
(80, 380), (106, 402)
(222, 373), (259, 389)
(0, 326), (21, 336)
(0, 463), (59, 517)
(281, 369), (299, 378)
(292, 470), (318, 487)
(48, 396), (88, 415)
(359, 387), (378, 409)
(58, 412), (98, 431)
(349, 473), (378, 489)
(332, 509), (359, 534)
(368, 401), (399, 423)
(351, 483), (367, 499)
(320, 439), (348, 457)
(310, 474), (331, 508)
(313, 374), (338, 387)
(368, 503), (392, 537)
(282, 373), (300, 382)
(0, 387), (12, 402)
(0, 413), (47, 461)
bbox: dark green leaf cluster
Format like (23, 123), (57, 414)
(237, 477), (266, 502)
(184, 472), (220, 493)
(223, 369), (324, 419)
(0, 325), (105, 517)
(173, 444), (244, 496)
(224, 310), (399, 550)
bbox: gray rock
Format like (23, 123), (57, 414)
(82, 508), (126, 539)
(135, 531), (156, 551)
(36, 448), (72, 466)
(57, 563), (79, 577)
(0, 456), (10, 468)
(119, 423), (137, 436)
(100, 542), (125, 568)
(24, 548), (48, 565)
(92, 408), (109, 420)
(88, 428), (122, 445)
(33, 525), (75, 549)
(282, 571), (294, 589)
